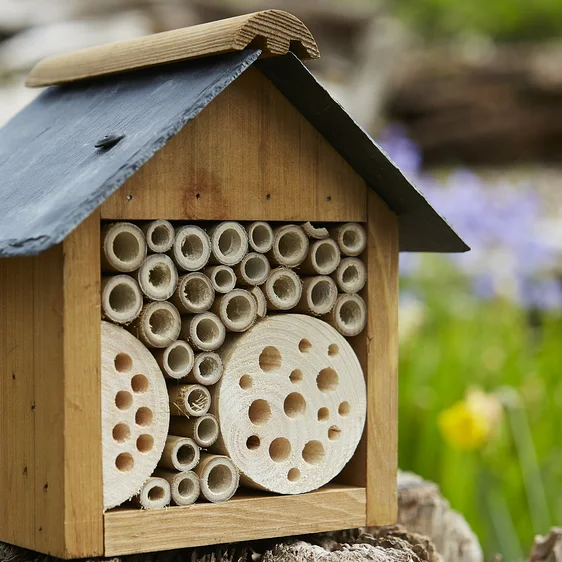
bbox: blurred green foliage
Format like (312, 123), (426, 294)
(392, 0), (562, 41)
(399, 257), (562, 559)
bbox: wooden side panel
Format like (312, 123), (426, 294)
(365, 191), (399, 525)
(62, 212), (103, 557)
(100, 68), (367, 223)
(105, 485), (365, 556)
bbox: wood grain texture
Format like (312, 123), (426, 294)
(104, 484), (366, 555)
(26, 10), (319, 87)
(101, 67), (367, 222)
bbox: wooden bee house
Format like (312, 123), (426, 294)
(0, 10), (468, 560)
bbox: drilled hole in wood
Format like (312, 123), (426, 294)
(328, 344), (339, 357)
(269, 437), (291, 462)
(289, 369), (303, 383)
(317, 407), (329, 421)
(239, 375), (253, 389)
(112, 423), (130, 443)
(287, 468), (300, 482)
(113, 232), (140, 264)
(114, 353), (132, 372)
(115, 390), (133, 410)
(131, 374), (149, 393)
(259, 346), (282, 372)
(284, 392), (306, 418)
(148, 486), (165, 501)
(115, 452), (134, 472)
(136, 434), (154, 453)
(246, 435), (261, 450)
(248, 399), (271, 425)
(302, 440), (325, 465)
(328, 426), (342, 440)
(317, 368), (339, 392)
(135, 406), (153, 426)
(299, 339), (312, 353)
(338, 401), (351, 416)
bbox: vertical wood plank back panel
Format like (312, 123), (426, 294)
(100, 68), (366, 223)
(62, 211), (104, 557)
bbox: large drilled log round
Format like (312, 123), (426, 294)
(212, 314), (366, 494)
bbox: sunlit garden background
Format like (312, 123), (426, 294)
(1, 0), (561, 559)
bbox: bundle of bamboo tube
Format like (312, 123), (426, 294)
(100, 218), (368, 510)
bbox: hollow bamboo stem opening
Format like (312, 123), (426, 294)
(169, 413), (220, 447)
(294, 276), (337, 316)
(153, 340), (194, 379)
(235, 252), (270, 286)
(168, 384), (212, 417)
(246, 221), (274, 253)
(208, 221), (248, 266)
(101, 275), (143, 324)
(129, 301), (181, 348)
(268, 225), (309, 267)
(132, 477), (171, 509)
(188, 352), (223, 385)
(195, 454), (239, 503)
(181, 312), (226, 351)
(328, 293), (367, 337)
(203, 265), (237, 294)
(172, 272), (215, 313)
(211, 289), (257, 332)
(153, 469), (200, 506)
(265, 267), (302, 310)
(159, 435), (201, 471)
(137, 254), (178, 301)
(101, 222), (147, 272)
(142, 220), (175, 254)
(333, 257), (367, 294)
(170, 225), (211, 271)
(330, 223), (367, 256)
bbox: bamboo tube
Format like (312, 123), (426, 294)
(159, 435), (200, 471)
(169, 413), (219, 448)
(195, 454), (239, 503)
(330, 223), (367, 256)
(131, 477), (171, 509)
(235, 252), (270, 286)
(188, 352), (223, 385)
(246, 221), (274, 253)
(101, 222), (147, 272)
(294, 276), (337, 316)
(264, 267), (302, 310)
(249, 286), (267, 318)
(169, 225), (211, 271)
(101, 275), (143, 324)
(142, 219), (175, 254)
(208, 221), (248, 266)
(128, 301), (181, 348)
(268, 224), (309, 267)
(153, 340), (194, 379)
(203, 265), (236, 294)
(153, 469), (200, 506)
(180, 312), (226, 351)
(171, 272), (215, 313)
(211, 289), (257, 332)
(168, 384), (211, 417)
(302, 221), (329, 239)
(136, 254), (178, 301)
(299, 238), (340, 275)
(327, 293), (367, 337)
(333, 257), (367, 294)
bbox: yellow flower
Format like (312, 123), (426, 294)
(438, 400), (490, 451)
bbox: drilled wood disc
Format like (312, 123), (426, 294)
(214, 314), (366, 494)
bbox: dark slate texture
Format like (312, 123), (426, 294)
(0, 49), (468, 257)
(0, 49), (262, 256)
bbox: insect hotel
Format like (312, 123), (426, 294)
(0, 9), (467, 560)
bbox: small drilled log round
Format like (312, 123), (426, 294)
(246, 221), (274, 253)
(195, 454), (239, 503)
(101, 275), (143, 324)
(154, 469), (200, 506)
(235, 252), (270, 286)
(129, 301), (181, 348)
(101, 222), (147, 272)
(169, 384), (212, 417)
(203, 265), (237, 294)
(294, 276), (337, 316)
(212, 314), (366, 494)
(211, 289), (258, 332)
(101, 322), (169, 510)
(137, 254), (178, 301)
(180, 312), (226, 351)
(268, 225), (309, 267)
(171, 272), (215, 313)
(153, 340), (194, 379)
(250, 286), (267, 318)
(142, 220), (175, 254)
(159, 435), (200, 471)
(302, 222), (329, 239)
(299, 239), (341, 275)
(264, 267), (302, 310)
(188, 352), (223, 385)
(330, 223), (367, 256)
(131, 477), (171, 509)
(169, 413), (220, 447)
(333, 258), (367, 294)
(208, 221), (249, 266)
(328, 294), (367, 337)
(170, 225), (211, 271)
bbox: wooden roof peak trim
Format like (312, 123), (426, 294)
(25, 10), (319, 88)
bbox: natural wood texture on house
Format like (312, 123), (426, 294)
(0, 213), (103, 559)
(26, 10), (319, 87)
(100, 67), (367, 223)
(104, 484), (366, 556)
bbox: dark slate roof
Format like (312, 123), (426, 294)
(0, 49), (468, 257)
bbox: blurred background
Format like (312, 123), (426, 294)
(1, 0), (561, 558)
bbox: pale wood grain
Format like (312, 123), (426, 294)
(26, 10), (319, 87)
(104, 484), (366, 555)
(100, 67), (367, 223)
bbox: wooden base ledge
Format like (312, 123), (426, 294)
(104, 485), (366, 556)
